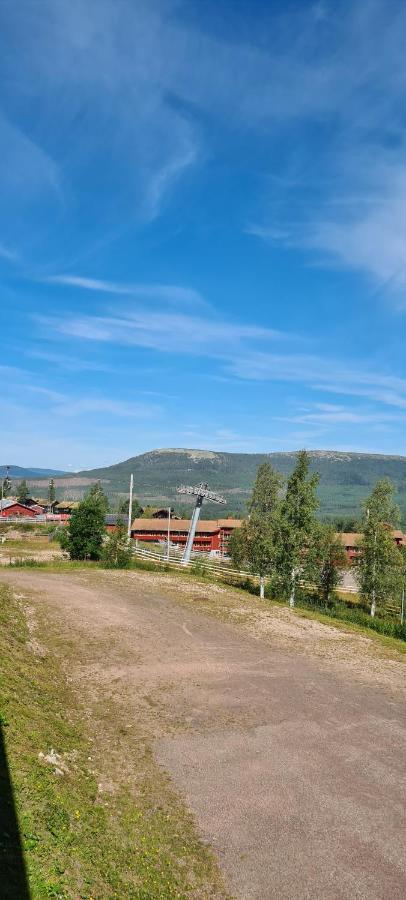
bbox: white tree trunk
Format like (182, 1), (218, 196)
(259, 576), (265, 600)
(370, 529), (377, 617)
(289, 569), (295, 608)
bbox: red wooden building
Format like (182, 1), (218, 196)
(130, 517), (242, 553)
(0, 500), (37, 518)
(338, 530), (405, 562)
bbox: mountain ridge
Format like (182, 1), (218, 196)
(0, 465), (67, 479)
(11, 448), (406, 522)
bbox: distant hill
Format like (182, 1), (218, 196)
(1, 465), (66, 479)
(24, 448), (406, 523)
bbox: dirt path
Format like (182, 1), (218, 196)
(1, 568), (405, 899)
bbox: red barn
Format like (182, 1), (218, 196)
(0, 501), (36, 518)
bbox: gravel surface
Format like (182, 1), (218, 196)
(1, 568), (405, 899)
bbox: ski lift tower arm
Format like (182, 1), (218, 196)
(177, 483), (226, 565)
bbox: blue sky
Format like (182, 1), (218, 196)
(1, 0), (406, 469)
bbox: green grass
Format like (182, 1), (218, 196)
(0, 584), (227, 899)
(1, 539), (59, 553)
(287, 604), (406, 655)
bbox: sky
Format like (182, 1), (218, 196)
(1, 0), (406, 470)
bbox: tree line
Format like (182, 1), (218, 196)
(229, 451), (406, 619)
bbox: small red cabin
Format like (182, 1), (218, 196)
(0, 501), (36, 518)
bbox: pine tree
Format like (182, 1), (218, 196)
(1, 476), (11, 499)
(357, 479), (401, 617)
(16, 479), (29, 502)
(275, 450), (319, 607)
(118, 496), (142, 518)
(48, 478), (56, 508)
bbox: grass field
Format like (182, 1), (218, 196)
(0, 583), (227, 899)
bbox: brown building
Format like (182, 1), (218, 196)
(338, 530), (405, 562)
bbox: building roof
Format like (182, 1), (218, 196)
(338, 531), (405, 546)
(0, 500), (35, 511)
(105, 514), (126, 526)
(0, 499), (16, 510)
(338, 533), (362, 545)
(131, 518), (221, 534)
(54, 500), (80, 510)
(217, 518), (242, 528)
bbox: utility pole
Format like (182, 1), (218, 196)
(167, 506), (171, 560)
(127, 473), (134, 540)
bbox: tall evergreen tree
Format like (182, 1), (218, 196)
(1, 477), (11, 499)
(275, 450), (319, 607)
(16, 479), (29, 502)
(48, 478), (56, 508)
(118, 496), (143, 518)
(357, 479), (401, 617)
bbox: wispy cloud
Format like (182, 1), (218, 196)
(25, 384), (159, 418)
(9, 377), (160, 420)
(226, 350), (406, 411)
(42, 275), (206, 306)
(53, 397), (158, 418)
(27, 350), (117, 374)
(241, 2), (406, 306)
(285, 402), (404, 426)
(0, 114), (61, 202)
(0, 242), (19, 262)
(38, 300), (406, 414)
(3, 0), (406, 291)
(38, 307), (283, 355)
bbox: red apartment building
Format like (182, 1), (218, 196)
(338, 530), (405, 562)
(130, 518), (405, 561)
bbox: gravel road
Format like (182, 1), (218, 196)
(1, 568), (405, 899)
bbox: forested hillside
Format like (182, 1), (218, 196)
(23, 448), (406, 523)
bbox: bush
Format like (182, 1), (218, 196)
(101, 527), (132, 569)
(291, 593), (406, 642)
(62, 494), (105, 560)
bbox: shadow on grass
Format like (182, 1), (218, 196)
(0, 723), (30, 898)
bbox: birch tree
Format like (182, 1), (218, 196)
(229, 462), (282, 598)
(275, 450), (319, 607)
(311, 524), (348, 606)
(357, 479), (400, 617)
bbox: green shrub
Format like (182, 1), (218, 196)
(101, 526), (132, 569)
